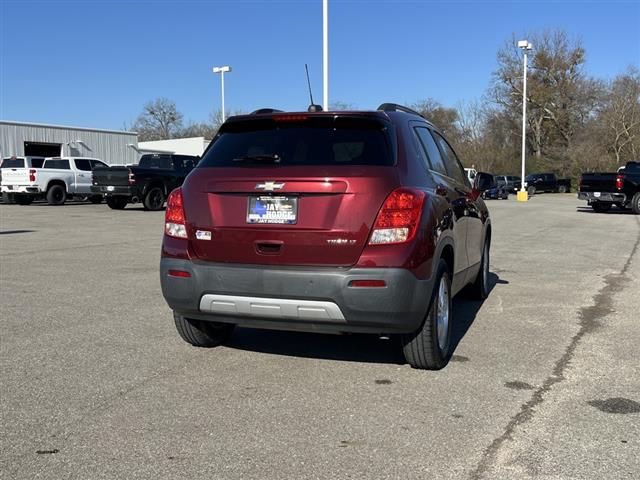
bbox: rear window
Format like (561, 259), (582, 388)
(1, 158), (25, 168)
(31, 158), (45, 168)
(199, 116), (394, 167)
(138, 155), (173, 169)
(626, 162), (640, 174)
(44, 159), (70, 169)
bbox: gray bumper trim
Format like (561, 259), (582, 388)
(578, 191), (626, 203)
(200, 294), (346, 322)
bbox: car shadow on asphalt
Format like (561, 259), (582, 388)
(225, 272), (507, 366)
(576, 206), (634, 215)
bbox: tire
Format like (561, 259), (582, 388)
(2, 193), (16, 204)
(106, 196), (128, 210)
(174, 312), (235, 348)
(632, 192), (640, 215)
(89, 195), (103, 204)
(468, 236), (490, 301)
(401, 259), (452, 370)
(46, 184), (67, 205)
(592, 202), (612, 213)
(527, 186), (536, 196)
(558, 185), (567, 194)
(14, 195), (34, 205)
(143, 187), (165, 211)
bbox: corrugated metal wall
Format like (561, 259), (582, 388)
(0, 121), (139, 165)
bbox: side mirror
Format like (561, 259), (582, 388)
(474, 172), (493, 192)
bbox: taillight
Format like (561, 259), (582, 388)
(128, 169), (136, 184)
(29, 169), (36, 182)
(616, 174), (624, 190)
(369, 188), (426, 245)
(165, 188), (187, 238)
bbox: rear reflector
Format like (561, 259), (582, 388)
(165, 188), (187, 238)
(168, 270), (191, 278)
(349, 280), (387, 288)
(369, 188), (426, 245)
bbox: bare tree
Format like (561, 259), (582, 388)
(132, 98), (184, 141)
(411, 98), (460, 139)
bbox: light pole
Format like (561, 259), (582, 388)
(517, 40), (532, 202)
(322, 0), (328, 110)
(212, 65), (232, 122)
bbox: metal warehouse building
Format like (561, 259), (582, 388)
(0, 121), (139, 165)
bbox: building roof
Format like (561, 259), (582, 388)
(0, 120), (137, 136)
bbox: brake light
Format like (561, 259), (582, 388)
(128, 169), (136, 185)
(616, 174), (624, 190)
(29, 169), (36, 182)
(369, 188), (426, 245)
(273, 114), (309, 122)
(165, 188), (187, 238)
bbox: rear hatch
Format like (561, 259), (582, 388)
(579, 173), (617, 192)
(183, 113), (399, 267)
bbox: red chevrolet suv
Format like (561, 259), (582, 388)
(160, 104), (492, 370)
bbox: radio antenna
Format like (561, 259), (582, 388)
(305, 64), (315, 106)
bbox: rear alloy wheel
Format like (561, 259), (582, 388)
(468, 237), (490, 300)
(592, 202), (612, 213)
(174, 312), (235, 347)
(46, 185), (67, 205)
(558, 185), (567, 194)
(89, 195), (103, 204)
(527, 186), (536, 196)
(14, 195), (34, 205)
(632, 192), (640, 215)
(143, 187), (165, 211)
(106, 196), (128, 210)
(401, 259), (452, 370)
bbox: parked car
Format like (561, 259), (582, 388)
(578, 161), (640, 214)
(0, 157), (108, 205)
(1, 156), (45, 203)
(494, 175), (521, 193)
(160, 103), (493, 370)
(483, 175), (509, 200)
(525, 173), (571, 195)
(91, 153), (199, 211)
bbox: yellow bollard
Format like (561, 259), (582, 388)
(517, 190), (529, 202)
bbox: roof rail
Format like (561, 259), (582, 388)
(377, 103), (424, 119)
(251, 108), (284, 115)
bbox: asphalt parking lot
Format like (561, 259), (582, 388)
(1, 195), (639, 479)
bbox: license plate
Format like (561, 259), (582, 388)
(594, 192), (600, 198)
(247, 196), (297, 224)
(106, 186), (115, 192)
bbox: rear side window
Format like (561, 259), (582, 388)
(431, 131), (467, 185)
(31, 158), (45, 168)
(90, 160), (108, 169)
(414, 127), (447, 176)
(1, 158), (25, 168)
(199, 116), (394, 167)
(138, 155), (173, 169)
(44, 160), (70, 169)
(75, 159), (92, 171)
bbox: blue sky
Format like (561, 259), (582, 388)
(1, 0), (638, 131)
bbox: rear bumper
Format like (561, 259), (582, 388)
(90, 185), (140, 197)
(578, 191), (626, 203)
(160, 259), (434, 334)
(0, 185), (40, 194)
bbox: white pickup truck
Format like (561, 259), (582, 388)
(0, 156), (109, 205)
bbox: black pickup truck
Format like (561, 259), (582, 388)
(525, 173), (572, 195)
(92, 154), (198, 210)
(578, 161), (640, 214)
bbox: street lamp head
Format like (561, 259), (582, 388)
(517, 40), (533, 50)
(213, 66), (232, 73)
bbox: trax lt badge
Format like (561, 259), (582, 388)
(256, 181), (285, 191)
(196, 230), (212, 241)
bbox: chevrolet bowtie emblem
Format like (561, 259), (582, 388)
(255, 181), (285, 191)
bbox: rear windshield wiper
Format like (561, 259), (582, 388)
(232, 154), (281, 165)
